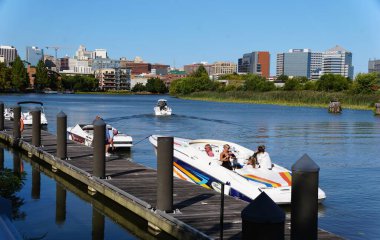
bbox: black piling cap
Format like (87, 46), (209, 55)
(241, 192), (285, 223)
(30, 107), (41, 113)
(292, 154), (320, 173)
(93, 118), (105, 126)
(57, 111), (67, 118)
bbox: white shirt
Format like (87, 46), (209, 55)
(256, 152), (272, 169)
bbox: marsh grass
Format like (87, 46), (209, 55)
(181, 91), (380, 110)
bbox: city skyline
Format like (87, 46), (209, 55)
(1, 0), (379, 75)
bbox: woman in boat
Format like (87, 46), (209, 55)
(255, 145), (273, 170)
(219, 144), (233, 170)
(204, 144), (214, 157)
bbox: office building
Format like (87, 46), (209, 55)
(210, 62), (237, 76)
(26, 46), (44, 66)
(121, 61), (151, 75)
(368, 59), (380, 74)
(276, 49), (311, 78)
(276, 49), (323, 79)
(151, 64), (170, 75)
(321, 45), (354, 79)
(238, 51), (270, 78)
(0, 45), (17, 65)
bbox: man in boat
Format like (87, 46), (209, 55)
(255, 145), (273, 170)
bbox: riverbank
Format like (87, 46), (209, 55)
(179, 91), (380, 110)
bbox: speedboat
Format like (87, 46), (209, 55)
(154, 99), (172, 116)
(17, 101), (48, 125)
(4, 107), (13, 120)
(67, 124), (133, 149)
(149, 135), (326, 204)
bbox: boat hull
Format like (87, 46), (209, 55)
(149, 135), (326, 204)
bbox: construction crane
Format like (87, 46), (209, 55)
(45, 46), (61, 59)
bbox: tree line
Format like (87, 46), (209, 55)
(169, 65), (380, 95)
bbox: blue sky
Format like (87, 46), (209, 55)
(1, 0), (379, 75)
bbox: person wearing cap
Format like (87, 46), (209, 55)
(255, 145), (273, 170)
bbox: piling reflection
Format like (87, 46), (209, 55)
(0, 147), (4, 170)
(31, 166), (40, 199)
(56, 183), (66, 225)
(13, 151), (22, 177)
(92, 207), (105, 240)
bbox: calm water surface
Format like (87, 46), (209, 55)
(1, 93), (380, 239)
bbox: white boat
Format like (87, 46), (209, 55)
(4, 107), (13, 120)
(149, 135), (326, 204)
(154, 99), (172, 116)
(17, 101), (48, 125)
(67, 124), (133, 149)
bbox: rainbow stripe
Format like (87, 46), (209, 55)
(173, 162), (211, 189)
(279, 172), (292, 186)
(244, 174), (281, 188)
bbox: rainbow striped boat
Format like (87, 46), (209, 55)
(149, 135), (326, 204)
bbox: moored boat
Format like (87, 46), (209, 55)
(67, 124), (133, 149)
(149, 135), (326, 204)
(17, 101), (48, 125)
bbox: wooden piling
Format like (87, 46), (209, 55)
(375, 103), (380, 115)
(328, 101), (342, 113)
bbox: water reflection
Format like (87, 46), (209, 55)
(92, 208), (105, 240)
(10, 149), (174, 240)
(56, 183), (66, 225)
(31, 166), (40, 199)
(0, 146), (26, 220)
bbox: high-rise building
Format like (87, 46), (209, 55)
(276, 49), (322, 79)
(238, 51), (270, 78)
(368, 59), (380, 74)
(321, 45), (354, 79)
(0, 45), (17, 65)
(26, 46), (44, 66)
(276, 49), (311, 78)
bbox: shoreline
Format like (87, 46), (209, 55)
(179, 95), (374, 111)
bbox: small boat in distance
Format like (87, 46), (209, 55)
(67, 124), (133, 149)
(17, 101), (48, 125)
(149, 135), (326, 204)
(154, 99), (172, 116)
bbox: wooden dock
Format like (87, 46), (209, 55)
(0, 119), (342, 239)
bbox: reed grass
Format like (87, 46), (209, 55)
(180, 91), (380, 110)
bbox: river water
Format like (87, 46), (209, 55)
(1, 93), (380, 239)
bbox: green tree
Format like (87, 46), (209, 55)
(11, 56), (28, 91)
(145, 77), (168, 93)
(351, 72), (378, 94)
(304, 80), (317, 90)
(191, 65), (209, 78)
(244, 74), (275, 91)
(317, 74), (351, 92)
(277, 75), (289, 82)
(284, 78), (302, 91)
(35, 60), (49, 90)
(0, 62), (12, 90)
(131, 82), (146, 92)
